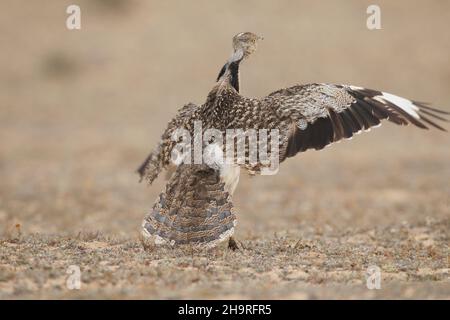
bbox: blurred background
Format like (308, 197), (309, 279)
(1, 0), (449, 239)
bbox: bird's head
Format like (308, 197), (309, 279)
(216, 32), (263, 87)
(231, 32), (263, 61)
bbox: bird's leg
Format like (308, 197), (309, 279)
(228, 236), (239, 251)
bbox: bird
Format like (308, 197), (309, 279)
(138, 32), (449, 249)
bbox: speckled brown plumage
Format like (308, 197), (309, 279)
(138, 32), (449, 248)
(142, 164), (236, 247)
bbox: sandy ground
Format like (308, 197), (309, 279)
(0, 0), (449, 299)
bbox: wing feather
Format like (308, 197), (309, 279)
(257, 83), (448, 161)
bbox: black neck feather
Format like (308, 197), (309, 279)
(216, 60), (240, 92)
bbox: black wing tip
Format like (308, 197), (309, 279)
(418, 113), (447, 131)
(413, 101), (450, 115)
(414, 102), (450, 131)
(136, 166), (145, 179)
(348, 88), (449, 131)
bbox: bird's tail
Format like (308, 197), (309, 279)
(142, 164), (237, 248)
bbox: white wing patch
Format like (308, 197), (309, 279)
(375, 92), (421, 120)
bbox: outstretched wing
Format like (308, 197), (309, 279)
(137, 102), (198, 184)
(258, 83), (449, 161)
(142, 164), (237, 248)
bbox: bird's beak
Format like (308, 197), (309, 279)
(257, 35), (264, 41)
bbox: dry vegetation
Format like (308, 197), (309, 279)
(0, 0), (449, 299)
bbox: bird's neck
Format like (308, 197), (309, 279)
(216, 48), (244, 92)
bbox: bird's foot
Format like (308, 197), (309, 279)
(228, 236), (240, 251)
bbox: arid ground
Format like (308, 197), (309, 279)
(0, 1), (449, 299)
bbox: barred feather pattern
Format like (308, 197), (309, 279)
(137, 102), (198, 184)
(138, 39), (448, 247)
(263, 83), (449, 159)
(142, 164), (237, 247)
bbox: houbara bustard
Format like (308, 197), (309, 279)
(138, 32), (448, 249)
